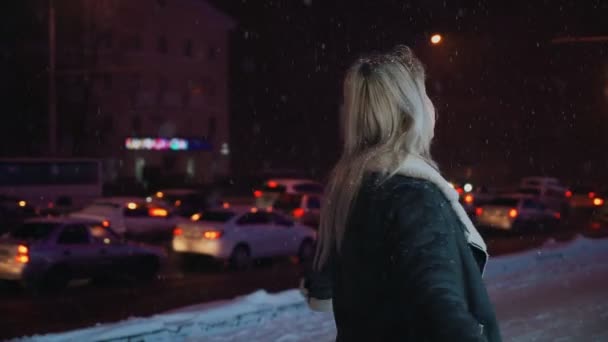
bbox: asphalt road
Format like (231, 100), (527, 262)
(0, 219), (605, 340)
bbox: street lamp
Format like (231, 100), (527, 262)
(430, 34), (442, 45)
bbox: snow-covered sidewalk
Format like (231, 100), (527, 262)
(17, 236), (608, 342)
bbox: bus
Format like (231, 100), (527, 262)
(0, 159), (102, 212)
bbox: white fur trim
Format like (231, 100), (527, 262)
(308, 297), (334, 312)
(395, 154), (489, 274)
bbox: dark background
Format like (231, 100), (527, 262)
(2, 0), (608, 185)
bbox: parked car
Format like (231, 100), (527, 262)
(254, 179), (323, 208)
(153, 188), (221, 218)
(70, 197), (180, 239)
(568, 186), (605, 209)
(272, 192), (322, 228)
(476, 195), (561, 232)
(589, 204), (608, 231)
(0, 217), (165, 289)
(172, 206), (316, 269)
(518, 176), (570, 215)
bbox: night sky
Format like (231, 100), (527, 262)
(209, 0), (608, 186)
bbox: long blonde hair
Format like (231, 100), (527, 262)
(314, 45), (437, 270)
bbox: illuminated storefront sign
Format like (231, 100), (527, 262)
(125, 137), (211, 151)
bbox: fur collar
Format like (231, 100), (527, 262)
(396, 154), (488, 272)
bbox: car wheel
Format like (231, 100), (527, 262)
(134, 256), (160, 281)
(44, 265), (71, 291)
(298, 239), (315, 264)
(229, 244), (251, 271)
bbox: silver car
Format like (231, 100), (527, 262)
(476, 195), (561, 232)
(0, 217), (165, 289)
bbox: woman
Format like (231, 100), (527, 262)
(302, 46), (502, 342)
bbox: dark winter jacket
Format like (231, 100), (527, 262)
(303, 155), (502, 342)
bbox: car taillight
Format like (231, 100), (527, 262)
(267, 181), (278, 188)
(509, 209), (518, 218)
(475, 207), (483, 216)
(102, 220), (111, 227)
(593, 198), (604, 206)
(293, 208), (305, 218)
(173, 227), (184, 236)
(149, 207), (169, 217)
(16, 244), (29, 264)
(254, 190), (263, 198)
(554, 212), (561, 219)
(589, 192), (596, 199)
(203, 230), (222, 240)
(565, 190), (572, 198)
(464, 194), (474, 204)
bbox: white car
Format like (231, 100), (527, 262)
(172, 206), (316, 269)
(476, 195), (561, 232)
(254, 179), (323, 208)
(71, 197), (180, 238)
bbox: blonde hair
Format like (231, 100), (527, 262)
(314, 45), (437, 270)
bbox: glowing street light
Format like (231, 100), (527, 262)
(430, 34), (443, 45)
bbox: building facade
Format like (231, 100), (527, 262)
(55, 0), (234, 185)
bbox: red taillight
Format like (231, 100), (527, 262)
(565, 190), (572, 198)
(173, 227), (183, 236)
(203, 230), (222, 240)
(475, 207), (483, 216)
(509, 209), (518, 218)
(222, 202), (230, 209)
(16, 244), (29, 264)
(102, 220), (110, 228)
(589, 192), (596, 199)
(456, 188), (464, 195)
(293, 208), (305, 218)
(593, 198), (604, 206)
(554, 212), (561, 219)
(591, 222), (601, 230)
(464, 194), (474, 204)
(267, 181), (278, 188)
(254, 190), (263, 198)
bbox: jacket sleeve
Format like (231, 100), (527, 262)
(391, 187), (488, 342)
(299, 252), (334, 312)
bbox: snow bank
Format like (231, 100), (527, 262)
(16, 235), (608, 342)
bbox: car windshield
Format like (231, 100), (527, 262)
(9, 223), (58, 240)
(198, 211), (235, 222)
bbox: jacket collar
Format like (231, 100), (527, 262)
(395, 154), (489, 269)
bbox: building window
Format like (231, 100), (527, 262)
(208, 47), (217, 60)
(103, 74), (112, 90)
(158, 36), (168, 54)
(133, 35), (142, 51)
(208, 117), (217, 139)
(184, 39), (193, 57)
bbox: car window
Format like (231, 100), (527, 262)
(57, 224), (90, 245)
(523, 199), (541, 209)
(487, 198), (520, 207)
(271, 213), (294, 226)
(306, 196), (321, 209)
(546, 189), (563, 198)
(293, 183), (323, 194)
(274, 194), (303, 211)
(518, 188), (541, 196)
(198, 210), (235, 222)
(123, 206), (149, 217)
(10, 223), (59, 240)
(236, 212), (272, 225)
(88, 224), (120, 244)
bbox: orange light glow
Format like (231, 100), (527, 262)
(464, 194), (474, 204)
(250, 207), (259, 213)
(173, 227), (183, 236)
(149, 208), (168, 217)
(17, 245), (28, 254)
(509, 209), (518, 219)
(223, 202), (230, 209)
(565, 190), (573, 198)
(293, 208), (305, 218)
(267, 181), (278, 188)
(175, 200), (182, 207)
(475, 207), (484, 216)
(191, 213), (202, 221)
(589, 192), (596, 199)
(593, 198), (604, 206)
(127, 202), (138, 210)
(203, 230), (222, 240)
(254, 190), (263, 198)
(18, 200), (27, 207)
(156, 191), (164, 198)
(16, 255), (29, 264)
(102, 220), (110, 227)
(430, 34), (442, 45)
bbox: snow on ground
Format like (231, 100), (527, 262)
(16, 235), (608, 342)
